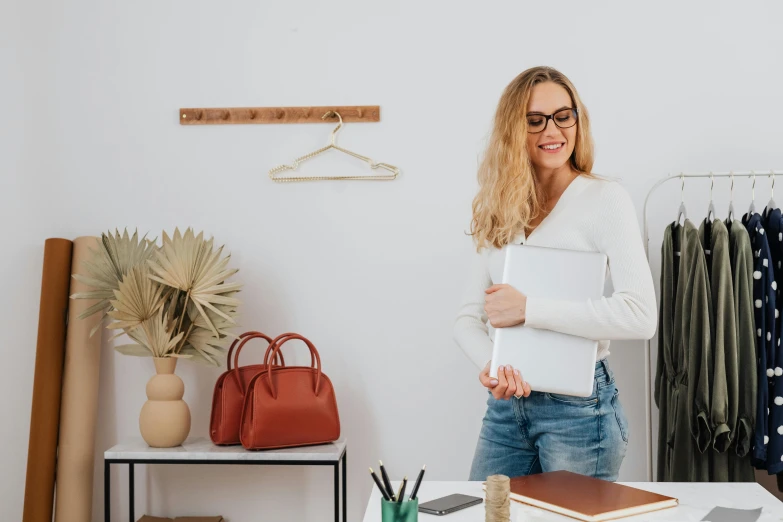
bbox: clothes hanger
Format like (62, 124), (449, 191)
(749, 171), (756, 215)
(768, 170), (777, 211)
(726, 171), (735, 223)
(762, 171), (776, 219)
(268, 111), (400, 182)
(706, 171), (716, 222)
(676, 172), (687, 226)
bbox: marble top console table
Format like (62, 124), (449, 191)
(104, 437), (347, 522)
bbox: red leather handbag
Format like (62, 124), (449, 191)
(240, 333), (340, 450)
(209, 331), (285, 445)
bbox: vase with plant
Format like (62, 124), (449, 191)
(72, 228), (241, 447)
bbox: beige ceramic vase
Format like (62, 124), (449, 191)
(139, 358), (191, 447)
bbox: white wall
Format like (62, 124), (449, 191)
(3, 1), (783, 520)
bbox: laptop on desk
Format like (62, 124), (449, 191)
(489, 244), (608, 397)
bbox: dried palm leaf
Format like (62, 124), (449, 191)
(107, 266), (167, 330)
(183, 328), (229, 366)
(71, 229), (157, 335)
(125, 309), (185, 358)
(188, 300), (239, 336)
(148, 228), (241, 337)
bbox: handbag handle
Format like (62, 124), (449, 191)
(227, 331), (280, 371)
(230, 332), (285, 394)
(263, 332), (315, 368)
(263, 333), (322, 400)
(232, 332), (285, 371)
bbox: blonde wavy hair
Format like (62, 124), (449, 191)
(470, 66), (595, 250)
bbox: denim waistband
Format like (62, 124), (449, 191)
(594, 358), (612, 383)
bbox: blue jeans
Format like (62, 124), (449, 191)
(469, 359), (629, 481)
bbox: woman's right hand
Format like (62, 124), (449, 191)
(479, 362), (531, 400)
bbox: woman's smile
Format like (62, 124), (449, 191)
(538, 141), (566, 153)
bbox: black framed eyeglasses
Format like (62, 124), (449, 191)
(526, 108), (578, 134)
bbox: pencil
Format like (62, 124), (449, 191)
(409, 464), (426, 500)
(397, 476), (407, 504)
(369, 467), (391, 501)
(379, 461), (396, 501)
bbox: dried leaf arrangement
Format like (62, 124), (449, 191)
(71, 228), (241, 366)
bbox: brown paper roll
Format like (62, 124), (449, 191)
(54, 237), (103, 522)
(23, 238), (73, 522)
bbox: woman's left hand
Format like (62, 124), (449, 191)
(485, 284), (527, 328)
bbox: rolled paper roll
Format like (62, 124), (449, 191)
(54, 237), (103, 522)
(23, 238), (73, 522)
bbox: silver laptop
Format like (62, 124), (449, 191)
(489, 244), (608, 397)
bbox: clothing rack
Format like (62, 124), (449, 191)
(642, 170), (783, 481)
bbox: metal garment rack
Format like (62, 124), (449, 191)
(642, 170), (783, 481)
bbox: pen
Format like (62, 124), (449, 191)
(409, 464), (426, 500)
(369, 467), (391, 501)
(397, 476), (407, 504)
(379, 461), (396, 501)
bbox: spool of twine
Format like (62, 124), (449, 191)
(485, 474), (511, 522)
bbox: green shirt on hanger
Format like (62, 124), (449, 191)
(655, 224), (675, 481)
(655, 219), (712, 481)
(699, 218), (737, 482)
(726, 218), (757, 481)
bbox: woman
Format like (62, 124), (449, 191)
(454, 66), (657, 482)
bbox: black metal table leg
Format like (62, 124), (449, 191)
(342, 451), (347, 522)
(334, 462), (339, 522)
(104, 460), (110, 522)
(129, 463), (135, 522)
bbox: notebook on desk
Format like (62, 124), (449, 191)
(489, 244), (607, 397)
(483, 471), (678, 522)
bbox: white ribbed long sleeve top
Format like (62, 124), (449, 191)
(453, 174), (658, 369)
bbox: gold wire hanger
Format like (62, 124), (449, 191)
(268, 111), (400, 182)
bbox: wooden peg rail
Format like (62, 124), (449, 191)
(179, 105), (380, 125)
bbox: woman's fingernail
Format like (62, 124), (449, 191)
(514, 369), (520, 376)
(499, 366), (505, 372)
(490, 379), (498, 386)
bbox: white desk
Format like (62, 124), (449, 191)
(363, 481), (783, 521)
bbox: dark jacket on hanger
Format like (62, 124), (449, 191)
(655, 220), (712, 481)
(726, 219), (757, 481)
(743, 212), (776, 470)
(762, 207), (783, 475)
(699, 219), (737, 482)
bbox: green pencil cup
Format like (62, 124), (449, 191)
(381, 498), (418, 522)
